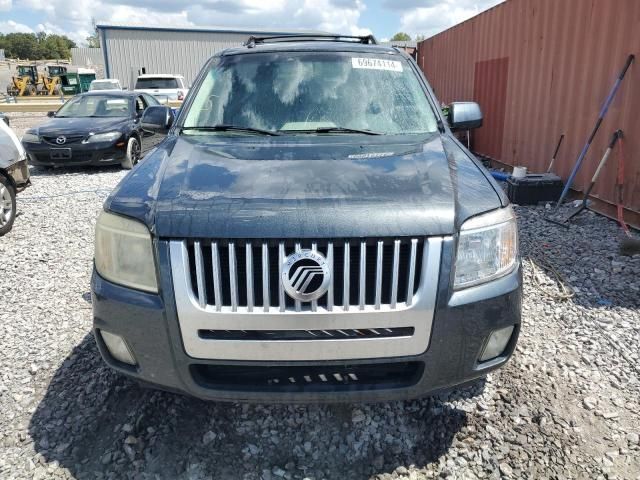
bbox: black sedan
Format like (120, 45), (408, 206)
(22, 91), (164, 169)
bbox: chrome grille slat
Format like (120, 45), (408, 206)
(294, 242), (302, 312)
(326, 242), (334, 311)
(375, 240), (383, 310)
(359, 240), (366, 310)
(228, 242), (238, 312)
(278, 242), (285, 312)
(390, 239), (400, 309)
(211, 242), (222, 312)
(406, 239), (418, 307)
(245, 243), (254, 312)
(194, 241), (206, 309)
(343, 241), (350, 311)
(186, 237), (425, 312)
(311, 242), (318, 312)
(262, 242), (270, 312)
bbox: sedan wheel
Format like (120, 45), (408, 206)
(121, 137), (141, 170)
(0, 176), (16, 237)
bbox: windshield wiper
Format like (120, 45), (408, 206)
(180, 125), (281, 136)
(285, 126), (382, 135)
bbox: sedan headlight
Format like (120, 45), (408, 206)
(454, 207), (518, 289)
(95, 211), (158, 293)
(22, 133), (40, 143)
(85, 131), (122, 143)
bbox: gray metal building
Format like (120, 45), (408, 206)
(97, 23), (321, 89)
(71, 48), (104, 69)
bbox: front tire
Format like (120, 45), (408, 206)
(0, 175), (17, 237)
(121, 137), (141, 170)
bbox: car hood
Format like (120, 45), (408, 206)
(31, 117), (129, 136)
(106, 133), (505, 239)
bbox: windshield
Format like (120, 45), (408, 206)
(90, 81), (119, 90)
(56, 95), (131, 118)
(183, 52), (439, 135)
(135, 77), (179, 89)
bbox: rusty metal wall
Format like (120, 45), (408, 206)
(417, 0), (640, 217)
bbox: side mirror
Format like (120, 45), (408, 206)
(47, 111), (56, 118)
(448, 102), (483, 130)
(141, 106), (175, 134)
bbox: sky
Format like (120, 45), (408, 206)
(0, 0), (504, 46)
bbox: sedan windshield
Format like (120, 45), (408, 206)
(135, 78), (179, 89)
(90, 81), (120, 91)
(56, 96), (131, 118)
(183, 52), (439, 135)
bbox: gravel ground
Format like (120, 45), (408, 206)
(1, 113), (639, 480)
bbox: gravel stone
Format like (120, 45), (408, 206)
(0, 112), (639, 479)
(583, 396), (598, 410)
(202, 431), (217, 446)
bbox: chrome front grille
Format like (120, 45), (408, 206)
(169, 237), (444, 361)
(184, 238), (424, 313)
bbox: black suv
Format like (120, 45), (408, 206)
(91, 35), (521, 402)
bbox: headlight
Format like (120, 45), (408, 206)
(454, 207), (518, 289)
(85, 131), (122, 143)
(95, 211), (158, 293)
(22, 133), (40, 143)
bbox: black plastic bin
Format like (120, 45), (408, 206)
(506, 173), (564, 205)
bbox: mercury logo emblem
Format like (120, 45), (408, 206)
(282, 249), (331, 302)
(56, 136), (66, 145)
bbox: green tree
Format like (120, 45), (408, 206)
(42, 34), (76, 59)
(415, 34), (426, 42)
(0, 32), (76, 59)
(391, 32), (411, 42)
(1, 33), (39, 59)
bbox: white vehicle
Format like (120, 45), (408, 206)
(0, 114), (30, 236)
(133, 74), (188, 102)
(89, 79), (123, 91)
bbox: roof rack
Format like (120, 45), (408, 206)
(244, 34), (378, 48)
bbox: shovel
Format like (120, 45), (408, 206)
(563, 130), (623, 224)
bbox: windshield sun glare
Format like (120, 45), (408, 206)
(183, 53), (438, 136)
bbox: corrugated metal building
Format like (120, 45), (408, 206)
(97, 24), (322, 90)
(71, 48), (104, 69)
(417, 0), (640, 225)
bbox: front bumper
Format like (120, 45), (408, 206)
(24, 142), (126, 167)
(91, 238), (522, 403)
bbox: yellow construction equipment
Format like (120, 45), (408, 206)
(6, 65), (38, 96)
(39, 65), (67, 95)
